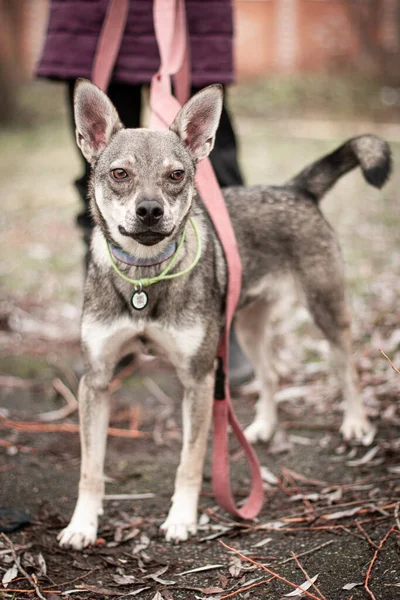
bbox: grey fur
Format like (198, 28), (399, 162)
(58, 80), (391, 549)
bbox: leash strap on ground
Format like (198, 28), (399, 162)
(92, 0), (264, 520)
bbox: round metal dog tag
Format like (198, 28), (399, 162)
(131, 290), (148, 310)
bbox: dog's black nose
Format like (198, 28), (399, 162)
(136, 200), (164, 226)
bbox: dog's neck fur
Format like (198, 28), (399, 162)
(108, 239), (178, 267)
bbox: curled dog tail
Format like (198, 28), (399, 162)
(288, 135), (391, 202)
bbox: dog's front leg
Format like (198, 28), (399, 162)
(58, 370), (111, 549)
(161, 370), (214, 542)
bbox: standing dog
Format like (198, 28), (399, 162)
(58, 81), (391, 548)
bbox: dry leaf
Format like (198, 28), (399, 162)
(199, 527), (231, 541)
(199, 513), (210, 526)
(132, 534), (150, 554)
(127, 587), (151, 596)
(253, 537), (272, 548)
(2, 564), (18, 587)
(200, 587), (224, 595)
(323, 506), (362, 520)
(152, 593), (163, 600)
(258, 520), (286, 530)
(289, 493), (320, 502)
(388, 466), (400, 474)
(347, 446), (380, 467)
(284, 574), (319, 597)
(145, 565), (175, 585)
(177, 564), (224, 576)
(217, 573), (229, 589)
(342, 582), (363, 590)
(75, 584), (125, 596)
(260, 466), (278, 485)
(112, 574), (137, 585)
(229, 556), (242, 578)
(37, 551), (47, 576)
(275, 385), (309, 403)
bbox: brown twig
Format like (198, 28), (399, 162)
(364, 525), (399, 600)
(355, 521), (379, 550)
(290, 551), (327, 600)
(220, 541), (322, 600)
(219, 577), (274, 599)
(283, 472), (317, 516)
(379, 349), (400, 375)
(277, 540), (334, 566)
(0, 533), (47, 600)
(45, 566), (100, 590)
(0, 415), (148, 438)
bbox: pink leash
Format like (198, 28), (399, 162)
(92, 0), (264, 520)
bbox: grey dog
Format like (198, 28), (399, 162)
(58, 80), (391, 548)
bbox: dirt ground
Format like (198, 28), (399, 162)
(1, 80), (400, 599)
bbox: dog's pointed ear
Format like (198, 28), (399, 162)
(170, 85), (223, 162)
(74, 79), (123, 164)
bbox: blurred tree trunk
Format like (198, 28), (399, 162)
(344, 0), (400, 84)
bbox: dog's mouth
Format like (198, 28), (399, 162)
(118, 226), (172, 246)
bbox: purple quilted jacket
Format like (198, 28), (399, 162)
(38, 0), (234, 86)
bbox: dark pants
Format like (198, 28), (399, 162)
(67, 80), (244, 236)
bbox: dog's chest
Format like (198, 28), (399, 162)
(134, 318), (205, 362)
(82, 310), (206, 370)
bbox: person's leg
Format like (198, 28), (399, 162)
(191, 86), (252, 387)
(66, 80), (142, 268)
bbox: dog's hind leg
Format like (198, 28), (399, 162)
(300, 265), (375, 445)
(58, 318), (135, 549)
(235, 299), (279, 444)
(161, 369), (215, 542)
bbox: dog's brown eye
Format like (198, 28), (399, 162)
(111, 168), (128, 180)
(169, 170), (184, 182)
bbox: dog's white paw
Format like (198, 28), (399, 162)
(160, 518), (197, 542)
(340, 413), (376, 446)
(58, 519), (98, 550)
(244, 419), (276, 444)
(161, 498), (197, 543)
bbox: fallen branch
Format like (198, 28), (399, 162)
(0, 415), (148, 438)
(220, 541), (322, 600)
